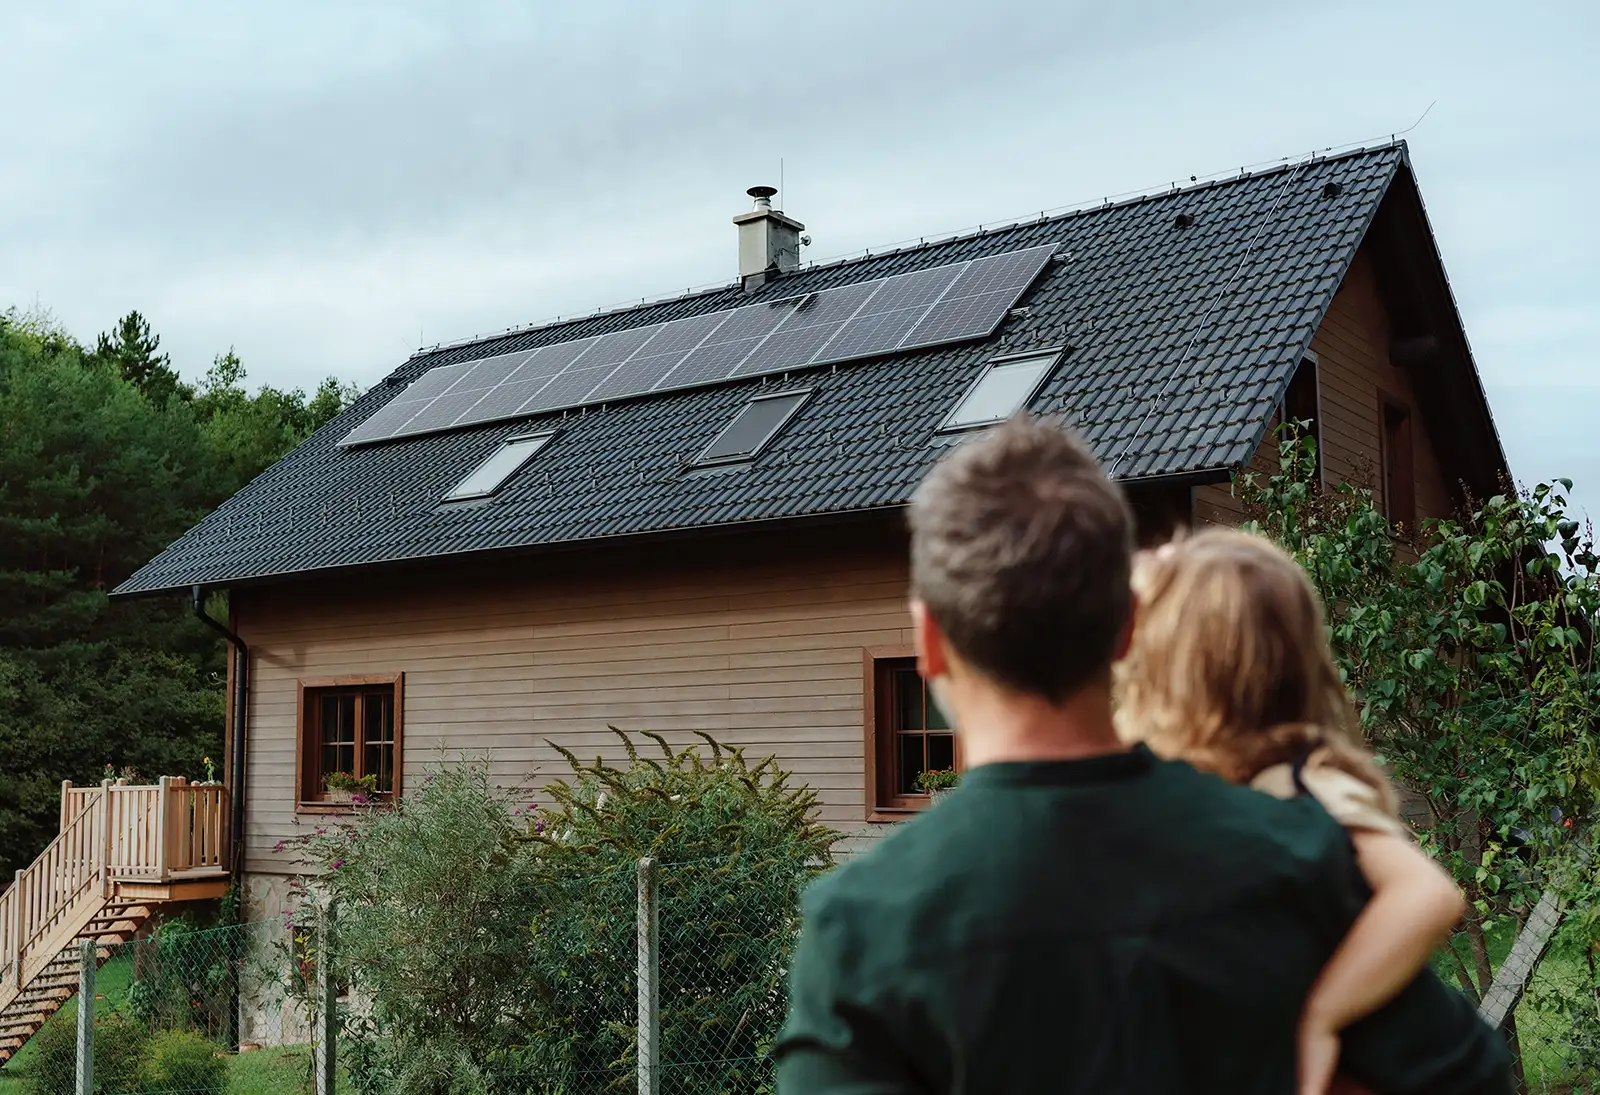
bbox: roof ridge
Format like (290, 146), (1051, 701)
(408, 141), (1405, 365)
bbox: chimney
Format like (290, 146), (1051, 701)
(734, 185), (804, 290)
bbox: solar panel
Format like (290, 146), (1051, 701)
(664, 298), (800, 388)
(340, 242), (1056, 446)
(589, 311), (728, 402)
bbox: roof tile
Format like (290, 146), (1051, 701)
(116, 145), (1404, 595)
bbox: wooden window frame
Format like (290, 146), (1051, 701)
(295, 673), (404, 814)
(862, 646), (963, 823)
(1379, 394), (1416, 529)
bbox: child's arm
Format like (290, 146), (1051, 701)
(1298, 830), (1466, 1095)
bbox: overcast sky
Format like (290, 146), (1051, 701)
(4, 2), (1597, 518)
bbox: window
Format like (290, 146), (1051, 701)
(864, 651), (956, 816)
(1281, 356), (1322, 485)
(444, 433), (553, 501)
(696, 390), (810, 465)
(938, 351), (1059, 432)
(297, 675), (403, 809)
(1381, 397), (1415, 527)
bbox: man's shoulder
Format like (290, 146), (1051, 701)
(1150, 756), (1353, 856)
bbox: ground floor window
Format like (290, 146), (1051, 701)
(865, 650), (956, 818)
(297, 674), (403, 809)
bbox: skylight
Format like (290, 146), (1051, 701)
(939, 352), (1059, 431)
(443, 433), (553, 501)
(696, 390), (810, 466)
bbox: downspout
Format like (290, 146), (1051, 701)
(193, 585), (247, 1053)
(191, 586), (248, 891)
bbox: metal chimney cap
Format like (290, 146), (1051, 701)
(747, 185), (778, 200)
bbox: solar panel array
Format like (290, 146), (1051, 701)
(340, 243), (1058, 447)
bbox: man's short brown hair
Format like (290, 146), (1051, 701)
(909, 415), (1134, 702)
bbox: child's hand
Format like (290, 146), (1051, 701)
(1297, 1019), (1341, 1095)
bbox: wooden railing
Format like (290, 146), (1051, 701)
(1, 779), (228, 987)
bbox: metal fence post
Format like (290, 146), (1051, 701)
(637, 857), (659, 1095)
(75, 940), (95, 1095)
(315, 901), (337, 1095)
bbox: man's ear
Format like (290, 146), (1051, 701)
(910, 599), (950, 679)
(1112, 592), (1137, 663)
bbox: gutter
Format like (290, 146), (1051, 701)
(191, 586), (248, 892)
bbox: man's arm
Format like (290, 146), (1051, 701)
(774, 885), (925, 1095)
(1310, 831), (1512, 1095)
(1341, 971), (1512, 1095)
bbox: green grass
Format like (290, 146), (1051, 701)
(224, 1045), (317, 1095)
(1435, 923), (1599, 1094)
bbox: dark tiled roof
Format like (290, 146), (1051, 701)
(116, 145), (1406, 596)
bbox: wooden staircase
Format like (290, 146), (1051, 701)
(0, 778), (230, 1064)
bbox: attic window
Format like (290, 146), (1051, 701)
(938, 352), (1059, 432)
(443, 433), (554, 501)
(696, 390), (810, 466)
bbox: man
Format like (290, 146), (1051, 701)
(774, 417), (1509, 1093)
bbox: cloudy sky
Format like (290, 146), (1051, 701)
(4, 2), (1597, 516)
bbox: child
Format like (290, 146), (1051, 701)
(1114, 529), (1467, 1095)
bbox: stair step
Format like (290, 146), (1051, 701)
(0, 1019), (48, 1036)
(0, 1017), (51, 1032)
(14, 988), (72, 1005)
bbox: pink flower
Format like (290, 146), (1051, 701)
(331, 860), (344, 870)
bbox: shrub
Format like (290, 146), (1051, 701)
(289, 760), (546, 1094)
(95, 1013), (151, 1095)
(290, 735), (836, 1095)
(521, 728), (839, 1094)
(19, 1007), (74, 1095)
(127, 917), (237, 1039)
(21, 1008), (149, 1095)
(135, 1029), (226, 1095)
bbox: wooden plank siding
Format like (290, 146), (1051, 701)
(1196, 247), (1454, 528)
(235, 528), (914, 874)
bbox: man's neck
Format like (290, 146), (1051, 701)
(955, 681), (1128, 768)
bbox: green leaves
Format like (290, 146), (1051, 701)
(0, 307), (356, 874)
(1239, 423), (1600, 1003)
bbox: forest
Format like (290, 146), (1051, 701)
(0, 306), (356, 875)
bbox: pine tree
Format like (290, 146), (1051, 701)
(90, 310), (191, 406)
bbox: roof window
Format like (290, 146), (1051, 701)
(939, 352), (1059, 431)
(443, 433), (554, 501)
(696, 390), (810, 466)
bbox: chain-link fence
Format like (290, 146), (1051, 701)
(0, 868), (1593, 1095)
(1500, 917), (1600, 1095)
(0, 916), (326, 1095)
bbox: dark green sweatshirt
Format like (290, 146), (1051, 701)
(776, 747), (1510, 1094)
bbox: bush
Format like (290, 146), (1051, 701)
(96, 1013), (151, 1095)
(19, 1007), (74, 1095)
(521, 728), (839, 1094)
(21, 1008), (149, 1095)
(135, 1029), (226, 1095)
(127, 916), (238, 1039)
(290, 734), (836, 1095)
(289, 760), (547, 1094)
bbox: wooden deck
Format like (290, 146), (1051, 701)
(0, 778), (228, 1061)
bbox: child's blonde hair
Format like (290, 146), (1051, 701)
(1115, 529), (1396, 811)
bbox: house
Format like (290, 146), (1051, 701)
(105, 141), (1505, 930)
